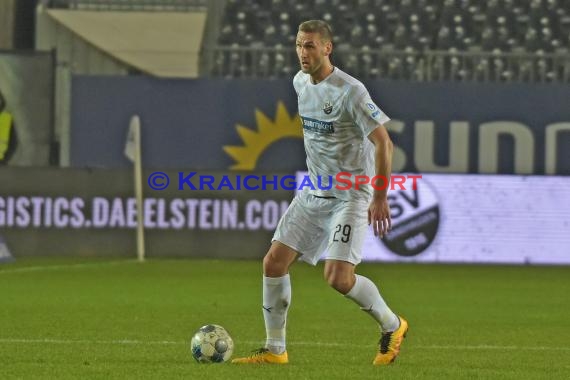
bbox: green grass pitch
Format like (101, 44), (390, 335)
(1, 258), (569, 379)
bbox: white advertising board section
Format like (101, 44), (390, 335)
(296, 172), (570, 265)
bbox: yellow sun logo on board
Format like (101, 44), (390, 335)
(223, 101), (303, 170)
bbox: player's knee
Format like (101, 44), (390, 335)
(263, 250), (287, 277)
(325, 270), (354, 294)
(262, 252), (276, 275)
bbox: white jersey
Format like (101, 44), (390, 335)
(293, 67), (391, 201)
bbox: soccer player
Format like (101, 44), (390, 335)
(232, 20), (408, 365)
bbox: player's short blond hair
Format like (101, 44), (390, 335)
(298, 20), (333, 43)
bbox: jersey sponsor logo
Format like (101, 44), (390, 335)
(323, 101), (333, 115)
(301, 116), (334, 134)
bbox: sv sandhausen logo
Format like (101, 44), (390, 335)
(379, 176), (440, 256)
(323, 101), (333, 114)
(301, 116), (334, 134)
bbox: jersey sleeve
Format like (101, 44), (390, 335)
(347, 84), (391, 137)
(292, 71), (303, 96)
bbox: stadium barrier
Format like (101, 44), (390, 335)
(293, 171), (570, 265)
(70, 76), (570, 174)
(1, 167), (569, 264)
(0, 167), (291, 258)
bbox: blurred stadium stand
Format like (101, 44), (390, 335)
(27, 0), (569, 165)
(210, 0), (570, 82)
(35, 0), (570, 83)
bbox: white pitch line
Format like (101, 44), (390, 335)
(413, 344), (570, 351)
(245, 341), (570, 351)
(1, 338), (569, 352)
(0, 260), (138, 275)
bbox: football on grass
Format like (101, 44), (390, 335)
(190, 324), (234, 363)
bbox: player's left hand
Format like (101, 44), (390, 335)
(368, 195), (391, 238)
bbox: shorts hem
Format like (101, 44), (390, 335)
(271, 238), (320, 266)
(324, 254), (362, 266)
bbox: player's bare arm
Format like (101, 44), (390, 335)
(367, 125), (393, 238)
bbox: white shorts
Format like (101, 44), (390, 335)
(272, 191), (369, 266)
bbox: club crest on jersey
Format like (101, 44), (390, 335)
(323, 101), (333, 115)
